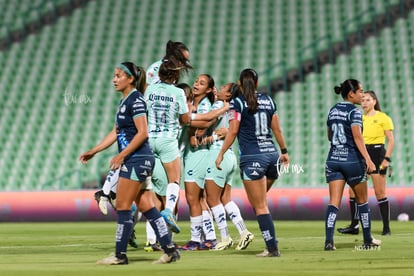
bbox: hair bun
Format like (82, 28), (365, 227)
(334, 86), (342, 95)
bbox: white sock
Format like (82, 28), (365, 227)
(225, 201), (247, 235)
(202, 210), (217, 241)
(165, 183), (180, 211)
(211, 204), (229, 240)
(146, 220), (157, 244)
(102, 168), (120, 195)
(190, 215), (203, 243)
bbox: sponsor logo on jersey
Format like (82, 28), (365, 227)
(120, 105), (126, 113)
(148, 94), (174, 102)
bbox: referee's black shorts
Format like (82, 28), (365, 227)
(366, 144), (387, 175)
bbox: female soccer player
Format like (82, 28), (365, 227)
(144, 58), (191, 234)
(79, 62), (179, 265)
(181, 74), (218, 250)
(215, 69), (289, 257)
(204, 83), (254, 251)
(337, 90), (394, 236)
(146, 40), (192, 86)
(324, 79), (381, 251)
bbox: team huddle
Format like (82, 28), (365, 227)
(79, 41), (393, 265)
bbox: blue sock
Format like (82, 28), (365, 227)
(143, 207), (173, 251)
(115, 210), (133, 256)
(257, 214), (278, 251)
(358, 202), (372, 243)
(325, 205), (338, 242)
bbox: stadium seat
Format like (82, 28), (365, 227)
(0, 0), (412, 190)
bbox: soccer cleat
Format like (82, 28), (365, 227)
(381, 227), (391, 236)
(98, 196), (109, 215)
(160, 209), (180, 233)
(128, 230), (139, 248)
(324, 241), (336, 251)
(94, 190), (103, 202)
(144, 241), (162, 252)
(236, 230), (254, 250)
(94, 190), (113, 215)
(96, 253), (128, 265)
(256, 248), (281, 257)
(152, 250), (180, 264)
(179, 240), (200, 251)
(199, 239), (217, 250)
(213, 236), (233, 251)
(109, 191), (117, 210)
(362, 237), (381, 249)
(337, 224), (359, 235)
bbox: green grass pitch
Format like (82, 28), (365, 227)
(0, 220), (413, 275)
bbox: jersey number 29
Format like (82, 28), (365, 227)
(331, 123), (347, 145)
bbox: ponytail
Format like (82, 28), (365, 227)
(334, 79), (360, 99)
(119, 62), (146, 92)
(239, 68), (258, 113)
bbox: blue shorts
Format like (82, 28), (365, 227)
(325, 160), (367, 186)
(119, 155), (155, 182)
(239, 152), (280, 181)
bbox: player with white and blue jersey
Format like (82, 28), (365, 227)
(80, 62), (179, 265)
(324, 79), (380, 251)
(215, 68), (289, 257)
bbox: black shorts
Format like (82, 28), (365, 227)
(366, 144), (387, 175)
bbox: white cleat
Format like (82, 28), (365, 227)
(98, 196), (109, 215)
(96, 253), (128, 265)
(213, 236), (233, 251)
(236, 230), (254, 250)
(152, 251), (180, 264)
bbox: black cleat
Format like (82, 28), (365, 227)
(324, 241), (336, 251)
(337, 225), (359, 235)
(153, 245), (180, 264)
(381, 227), (391, 236)
(256, 248), (281, 257)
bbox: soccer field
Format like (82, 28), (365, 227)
(0, 220), (413, 275)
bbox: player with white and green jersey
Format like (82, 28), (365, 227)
(203, 83), (254, 251)
(146, 40), (192, 86)
(181, 74), (218, 250)
(206, 97), (237, 189)
(146, 60), (162, 86)
(144, 59), (191, 234)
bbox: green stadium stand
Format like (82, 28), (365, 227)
(0, 0), (412, 190)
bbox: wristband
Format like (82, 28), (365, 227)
(281, 148), (288, 154)
(384, 157), (391, 162)
(191, 113), (196, 120)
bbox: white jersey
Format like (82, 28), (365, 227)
(146, 60), (162, 85)
(145, 82), (188, 138)
(209, 100), (230, 150)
